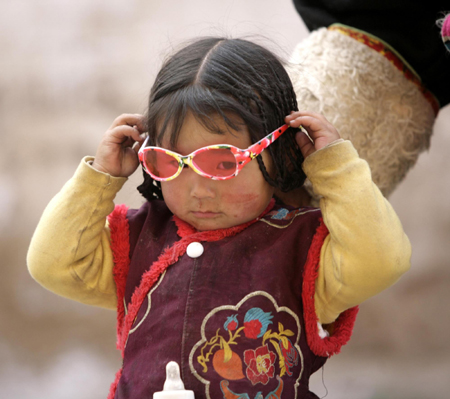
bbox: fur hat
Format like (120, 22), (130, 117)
(286, 26), (437, 204)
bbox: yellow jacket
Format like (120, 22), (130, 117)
(27, 140), (411, 324)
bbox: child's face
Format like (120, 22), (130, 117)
(160, 112), (275, 231)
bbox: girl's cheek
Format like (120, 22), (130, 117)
(221, 192), (260, 204)
(222, 190), (272, 221)
(221, 192), (260, 219)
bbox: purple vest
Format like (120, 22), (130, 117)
(107, 200), (357, 399)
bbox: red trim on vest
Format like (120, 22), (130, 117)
(302, 219), (358, 357)
(107, 368), (123, 399)
(107, 204), (130, 351)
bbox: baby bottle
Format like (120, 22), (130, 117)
(153, 361), (195, 399)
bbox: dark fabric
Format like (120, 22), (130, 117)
(292, 0), (450, 107)
(115, 200), (327, 399)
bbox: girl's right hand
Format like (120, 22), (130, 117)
(92, 114), (146, 177)
(285, 111), (341, 159)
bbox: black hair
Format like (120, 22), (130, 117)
(137, 37), (306, 201)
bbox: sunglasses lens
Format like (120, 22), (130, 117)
(143, 149), (180, 179)
(193, 149), (237, 177)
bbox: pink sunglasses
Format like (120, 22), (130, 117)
(138, 124), (289, 181)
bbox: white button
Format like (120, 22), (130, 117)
(186, 242), (204, 258)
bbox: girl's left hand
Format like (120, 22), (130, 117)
(285, 111), (341, 159)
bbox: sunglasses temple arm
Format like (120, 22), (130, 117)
(245, 124), (290, 156)
(138, 136), (150, 159)
(141, 136), (149, 148)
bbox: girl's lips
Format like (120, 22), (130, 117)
(191, 211), (221, 219)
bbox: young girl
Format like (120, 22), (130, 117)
(27, 37), (411, 399)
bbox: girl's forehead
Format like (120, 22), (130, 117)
(159, 112), (252, 152)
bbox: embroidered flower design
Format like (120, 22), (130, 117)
(279, 338), (299, 376)
(244, 344), (276, 385)
(243, 319), (262, 339)
(271, 208), (289, 220)
(192, 293), (303, 399)
(224, 314), (238, 331)
(244, 308), (273, 339)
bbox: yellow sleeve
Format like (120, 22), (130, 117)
(303, 141), (412, 324)
(27, 157), (128, 309)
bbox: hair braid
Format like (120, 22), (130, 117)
(137, 169), (163, 201)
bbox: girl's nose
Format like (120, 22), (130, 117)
(186, 169), (216, 199)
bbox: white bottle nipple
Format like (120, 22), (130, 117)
(153, 361), (195, 399)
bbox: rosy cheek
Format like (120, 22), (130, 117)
(222, 192), (264, 220)
(221, 192), (260, 204)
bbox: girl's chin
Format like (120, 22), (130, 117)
(191, 211), (222, 219)
(183, 211), (255, 231)
(188, 215), (237, 231)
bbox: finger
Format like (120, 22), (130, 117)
(288, 115), (325, 134)
(121, 135), (136, 148)
(291, 115), (339, 145)
(132, 139), (145, 154)
(128, 126), (146, 143)
(121, 131), (146, 147)
(109, 114), (146, 131)
(129, 120), (147, 134)
(298, 125), (314, 143)
(295, 131), (315, 158)
(108, 125), (145, 145)
(285, 111), (329, 124)
(296, 130), (312, 146)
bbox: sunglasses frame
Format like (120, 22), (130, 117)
(138, 124), (289, 181)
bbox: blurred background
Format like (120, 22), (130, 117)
(1, 1), (449, 398)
